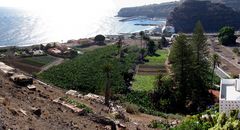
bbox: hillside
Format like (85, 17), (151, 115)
(118, 0), (240, 18)
(208, 0), (240, 11)
(167, 0), (240, 32)
(117, 2), (179, 18)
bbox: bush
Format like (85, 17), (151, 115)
(148, 120), (169, 129)
(125, 102), (139, 114)
(94, 34), (105, 44)
(218, 27), (237, 46)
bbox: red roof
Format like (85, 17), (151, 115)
(209, 89), (220, 103)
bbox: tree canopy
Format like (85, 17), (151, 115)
(94, 34), (106, 44)
(218, 27), (237, 46)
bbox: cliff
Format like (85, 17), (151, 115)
(118, 0), (240, 18)
(117, 2), (178, 18)
(167, 0), (240, 33)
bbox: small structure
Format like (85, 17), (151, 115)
(219, 78), (240, 117)
(27, 85), (36, 91)
(10, 74), (33, 86)
(162, 26), (175, 36)
(48, 48), (61, 54)
(32, 50), (45, 56)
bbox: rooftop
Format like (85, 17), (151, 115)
(220, 79), (240, 101)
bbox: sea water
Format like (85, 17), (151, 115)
(0, 7), (166, 47)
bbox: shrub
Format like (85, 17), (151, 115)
(233, 48), (239, 54)
(148, 120), (169, 129)
(218, 27), (237, 46)
(94, 34), (105, 44)
(125, 102), (139, 114)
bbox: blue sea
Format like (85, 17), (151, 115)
(0, 7), (166, 47)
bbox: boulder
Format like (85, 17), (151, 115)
(65, 90), (79, 97)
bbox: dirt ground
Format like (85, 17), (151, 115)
(136, 64), (167, 75)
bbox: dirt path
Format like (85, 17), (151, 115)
(165, 48), (171, 74)
(40, 58), (64, 73)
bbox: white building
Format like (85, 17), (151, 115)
(162, 26), (175, 36)
(220, 79), (240, 117)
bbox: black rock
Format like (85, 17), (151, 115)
(167, 0), (240, 32)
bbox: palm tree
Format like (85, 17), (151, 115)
(139, 31), (145, 48)
(103, 63), (113, 106)
(211, 54), (220, 87)
(116, 36), (123, 56)
(143, 35), (150, 49)
(140, 48), (146, 62)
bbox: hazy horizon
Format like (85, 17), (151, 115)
(0, 0), (179, 10)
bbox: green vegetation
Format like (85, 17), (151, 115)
(173, 109), (240, 130)
(63, 97), (92, 113)
(132, 75), (156, 92)
(211, 54), (220, 88)
(168, 22), (213, 113)
(218, 26), (237, 46)
(124, 102), (139, 114)
(20, 55), (57, 67)
(94, 34), (105, 44)
(148, 120), (170, 129)
(147, 40), (156, 55)
(103, 63), (113, 106)
(150, 74), (176, 112)
(39, 45), (139, 94)
(232, 48), (240, 55)
(159, 36), (168, 48)
(145, 49), (168, 65)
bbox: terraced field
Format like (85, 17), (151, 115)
(133, 49), (169, 92)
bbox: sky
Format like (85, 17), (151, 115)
(0, 0), (178, 9)
(0, 0), (178, 18)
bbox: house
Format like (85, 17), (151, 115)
(219, 78), (240, 117)
(162, 26), (175, 36)
(48, 48), (62, 54)
(32, 50), (45, 56)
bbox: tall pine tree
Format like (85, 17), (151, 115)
(190, 21), (211, 112)
(170, 34), (194, 111)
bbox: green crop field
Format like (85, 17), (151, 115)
(39, 45), (139, 94)
(145, 49), (168, 66)
(20, 55), (57, 67)
(132, 75), (156, 92)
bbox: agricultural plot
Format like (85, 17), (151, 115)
(20, 55), (57, 67)
(137, 64), (166, 75)
(132, 75), (156, 92)
(145, 49), (168, 66)
(39, 45), (139, 94)
(133, 49), (168, 92)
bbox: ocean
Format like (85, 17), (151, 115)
(0, 7), (166, 47)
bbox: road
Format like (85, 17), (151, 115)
(208, 37), (240, 77)
(215, 66), (231, 79)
